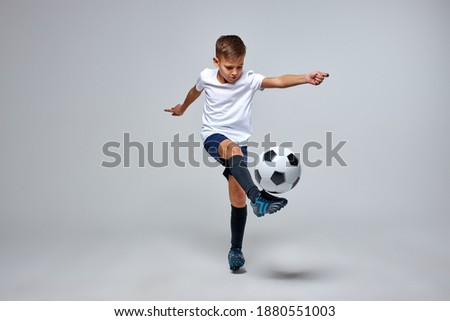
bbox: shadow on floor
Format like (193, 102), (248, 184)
(265, 268), (331, 281)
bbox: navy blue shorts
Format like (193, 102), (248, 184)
(203, 133), (248, 180)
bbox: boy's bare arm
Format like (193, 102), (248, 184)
(262, 71), (329, 89)
(164, 85), (202, 116)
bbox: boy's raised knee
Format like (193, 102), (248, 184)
(219, 139), (243, 160)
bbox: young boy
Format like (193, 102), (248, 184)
(165, 35), (328, 271)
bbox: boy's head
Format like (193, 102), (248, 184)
(214, 35), (246, 84)
(215, 35), (246, 60)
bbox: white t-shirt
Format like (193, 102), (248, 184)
(195, 68), (265, 145)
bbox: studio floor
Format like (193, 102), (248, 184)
(1, 200), (448, 301)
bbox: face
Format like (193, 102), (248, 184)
(213, 55), (245, 84)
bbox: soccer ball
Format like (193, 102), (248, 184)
(254, 146), (301, 194)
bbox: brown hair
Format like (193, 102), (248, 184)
(215, 35), (246, 59)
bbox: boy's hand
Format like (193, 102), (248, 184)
(165, 86), (201, 116)
(306, 71), (329, 86)
(164, 104), (185, 116)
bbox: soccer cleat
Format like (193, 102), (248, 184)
(228, 247), (245, 271)
(250, 190), (288, 217)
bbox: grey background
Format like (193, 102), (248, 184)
(1, 0), (449, 300)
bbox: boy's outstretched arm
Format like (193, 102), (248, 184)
(164, 85), (202, 116)
(262, 71), (329, 89)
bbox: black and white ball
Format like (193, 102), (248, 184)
(254, 146), (301, 194)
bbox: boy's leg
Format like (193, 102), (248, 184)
(228, 176), (247, 248)
(227, 177), (247, 271)
(228, 175), (247, 208)
(219, 139), (259, 202)
(219, 139), (288, 216)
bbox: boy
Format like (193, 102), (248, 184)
(165, 35), (328, 271)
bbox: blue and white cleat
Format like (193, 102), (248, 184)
(250, 190), (288, 217)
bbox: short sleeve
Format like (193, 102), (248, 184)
(246, 70), (265, 91)
(195, 70), (205, 91)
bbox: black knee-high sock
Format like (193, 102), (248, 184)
(227, 155), (260, 203)
(231, 205), (247, 249)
